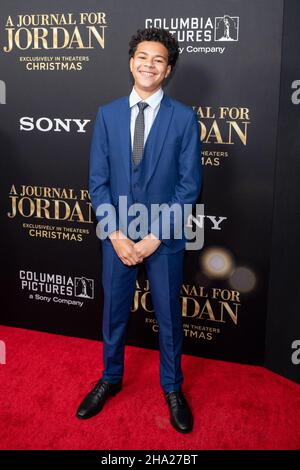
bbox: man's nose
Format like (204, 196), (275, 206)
(144, 60), (154, 68)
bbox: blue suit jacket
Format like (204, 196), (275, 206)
(89, 93), (202, 254)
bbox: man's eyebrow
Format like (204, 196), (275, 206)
(136, 51), (167, 59)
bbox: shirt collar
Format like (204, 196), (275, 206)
(129, 86), (164, 109)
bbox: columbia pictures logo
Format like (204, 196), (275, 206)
(215, 15), (239, 41)
(0, 80), (6, 104)
(75, 277), (94, 299)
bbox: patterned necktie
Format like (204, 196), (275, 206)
(132, 101), (149, 165)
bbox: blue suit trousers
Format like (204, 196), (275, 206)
(101, 240), (184, 393)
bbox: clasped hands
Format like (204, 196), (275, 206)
(109, 230), (161, 266)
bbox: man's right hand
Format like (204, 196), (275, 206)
(109, 231), (143, 266)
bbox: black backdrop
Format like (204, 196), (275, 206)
(265, 0), (300, 384)
(0, 0), (298, 384)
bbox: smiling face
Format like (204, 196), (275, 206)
(129, 41), (171, 98)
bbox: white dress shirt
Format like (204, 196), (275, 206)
(129, 86), (164, 149)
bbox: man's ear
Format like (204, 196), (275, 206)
(165, 64), (171, 78)
(129, 57), (133, 73)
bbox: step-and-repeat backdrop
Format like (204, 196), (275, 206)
(265, 0), (300, 384)
(1, 0), (298, 383)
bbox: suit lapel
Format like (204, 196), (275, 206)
(143, 94), (174, 187)
(118, 96), (132, 186)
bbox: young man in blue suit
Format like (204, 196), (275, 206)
(76, 28), (202, 433)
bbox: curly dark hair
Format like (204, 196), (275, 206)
(129, 28), (179, 71)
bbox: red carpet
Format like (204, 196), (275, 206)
(0, 325), (299, 450)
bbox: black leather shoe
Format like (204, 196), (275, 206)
(165, 390), (193, 433)
(76, 379), (122, 419)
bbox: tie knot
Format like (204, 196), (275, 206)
(138, 101), (149, 112)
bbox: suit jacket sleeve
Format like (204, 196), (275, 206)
(150, 110), (202, 246)
(89, 107), (118, 237)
